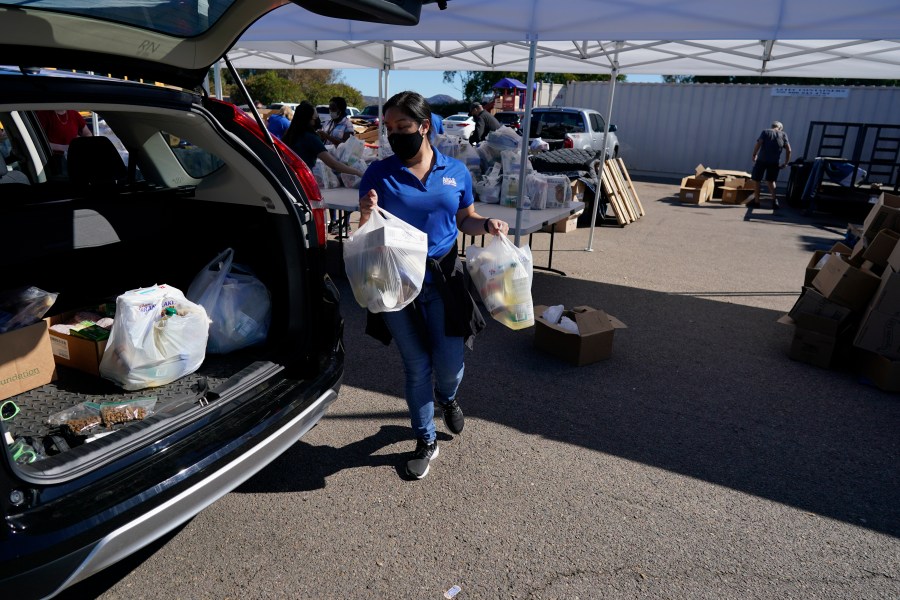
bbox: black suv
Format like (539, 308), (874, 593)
(358, 105), (382, 126)
(0, 1), (458, 597)
(495, 111), (525, 135)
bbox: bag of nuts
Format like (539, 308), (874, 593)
(99, 397), (157, 427)
(47, 402), (102, 436)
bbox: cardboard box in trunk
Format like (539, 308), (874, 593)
(679, 176), (714, 204)
(533, 305), (626, 366)
(0, 321), (57, 401)
(47, 312), (109, 376)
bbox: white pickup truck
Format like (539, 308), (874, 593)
(528, 106), (619, 156)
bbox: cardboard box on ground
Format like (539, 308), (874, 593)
(784, 191), (900, 390)
(691, 164), (753, 202)
(533, 305), (626, 366)
(720, 178), (756, 205)
(678, 176), (714, 204)
(0, 321), (57, 402)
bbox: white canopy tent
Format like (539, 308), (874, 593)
(230, 0), (900, 247)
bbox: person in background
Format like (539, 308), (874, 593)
(282, 102), (365, 213)
(357, 90), (509, 480)
(37, 109), (92, 155)
(430, 112), (444, 140)
(468, 101), (500, 145)
(319, 96), (354, 147)
(748, 120), (791, 211)
(266, 104), (293, 140)
(320, 96), (357, 231)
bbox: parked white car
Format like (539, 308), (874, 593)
(442, 114), (475, 140)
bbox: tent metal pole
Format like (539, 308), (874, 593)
(378, 65), (385, 158)
(585, 43), (622, 252)
(514, 37), (538, 247)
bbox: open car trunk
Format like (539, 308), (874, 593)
(0, 96), (335, 474)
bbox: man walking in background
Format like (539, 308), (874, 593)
(469, 102), (500, 145)
(748, 120), (791, 211)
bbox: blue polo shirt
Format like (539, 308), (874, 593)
(359, 147), (473, 260)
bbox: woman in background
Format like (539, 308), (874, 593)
(283, 102), (364, 185)
(320, 96), (357, 233)
(266, 105), (293, 140)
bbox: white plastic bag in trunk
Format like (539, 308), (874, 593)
(99, 284), (210, 390)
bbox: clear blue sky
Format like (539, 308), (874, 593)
(336, 69), (662, 102)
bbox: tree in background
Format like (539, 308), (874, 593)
(662, 75), (899, 85)
(442, 70), (623, 103)
(218, 69), (364, 107)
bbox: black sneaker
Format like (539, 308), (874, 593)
(746, 199), (760, 208)
(406, 439), (439, 479)
(440, 400), (465, 434)
(772, 200), (781, 210)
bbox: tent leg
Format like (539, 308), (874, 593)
(585, 51), (621, 252)
(514, 38), (538, 248)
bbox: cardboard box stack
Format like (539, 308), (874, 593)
(784, 192), (900, 391)
(682, 164), (753, 203)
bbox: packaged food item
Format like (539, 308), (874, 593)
(99, 397), (157, 426)
(47, 402), (102, 435)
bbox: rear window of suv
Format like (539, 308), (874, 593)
(530, 111), (585, 138)
(1, 0), (233, 37)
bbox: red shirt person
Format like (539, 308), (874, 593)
(37, 110), (92, 154)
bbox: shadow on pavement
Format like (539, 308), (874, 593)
(297, 259), (900, 538)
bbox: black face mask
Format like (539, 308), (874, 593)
(388, 129), (424, 160)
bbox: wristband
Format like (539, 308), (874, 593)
(483, 219), (490, 233)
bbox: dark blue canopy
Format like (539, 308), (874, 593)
(492, 77), (527, 89)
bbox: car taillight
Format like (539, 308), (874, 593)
(208, 99), (327, 247)
(564, 135), (574, 149)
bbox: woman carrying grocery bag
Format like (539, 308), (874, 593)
(358, 91), (509, 480)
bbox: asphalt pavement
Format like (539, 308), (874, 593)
(64, 178), (900, 599)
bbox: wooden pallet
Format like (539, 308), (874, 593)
(599, 162), (630, 225)
(597, 159), (645, 226)
(616, 158), (645, 217)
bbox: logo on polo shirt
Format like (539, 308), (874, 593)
(442, 176), (457, 187)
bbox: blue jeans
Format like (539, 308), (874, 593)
(381, 282), (465, 444)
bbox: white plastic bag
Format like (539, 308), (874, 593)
(339, 154), (367, 189)
(334, 135), (365, 163)
(186, 248), (272, 354)
(343, 209), (428, 313)
(465, 234), (534, 330)
(99, 284), (210, 390)
(313, 159), (340, 189)
(474, 178), (501, 204)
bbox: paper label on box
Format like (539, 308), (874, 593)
(50, 335), (70, 360)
